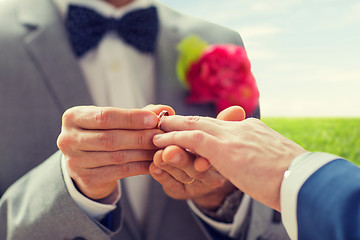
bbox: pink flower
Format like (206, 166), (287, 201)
(186, 44), (259, 116)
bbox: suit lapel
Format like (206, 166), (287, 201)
(18, 0), (93, 113)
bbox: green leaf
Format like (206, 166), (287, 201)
(176, 35), (208, 88)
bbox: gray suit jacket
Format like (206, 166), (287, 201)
(0, 0), (288, 239)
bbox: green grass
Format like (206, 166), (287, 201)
(262, 118), (360, 166)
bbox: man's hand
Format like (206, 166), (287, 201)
(57, 105), (174, 200)
(152, 106), (306, 212)
(150, 146), (235, 210)
(149, 106), (246, 210)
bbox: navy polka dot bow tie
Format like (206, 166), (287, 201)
(65, 5), (159, 58)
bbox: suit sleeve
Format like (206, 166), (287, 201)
(297, 158), (360, 240)
(281, 152), (360, 240)
(0, 151), (123, 240)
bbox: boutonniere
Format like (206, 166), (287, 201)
(176, 35), (259, 117)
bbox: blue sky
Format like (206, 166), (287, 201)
(159, 0), (360, 117)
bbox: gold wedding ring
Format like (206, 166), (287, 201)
(157, 110), (169, 129)
(184, 178), (195, 184)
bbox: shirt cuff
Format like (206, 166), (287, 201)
(61, 154), (121, 220)
(280, 152), (340, 240)
(187, 194), (251, 238)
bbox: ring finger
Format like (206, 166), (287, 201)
(153, 149), (195, 184)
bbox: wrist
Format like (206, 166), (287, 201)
(73, 179), (118, 201)
(197, 189), (244, 223)
(192, 181), (236, 210)
(61, 155), (119, 219)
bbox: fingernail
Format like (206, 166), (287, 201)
(144, 115), (157, 127)
(153, 168), (163, 175)
(153, 134), (162, 141)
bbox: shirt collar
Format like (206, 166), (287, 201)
(52, 0), (154, 19)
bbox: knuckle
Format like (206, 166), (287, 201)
(111, 151), (126, 164)
(57, 134), (74, 152)
(62, 108), (76, 124)
(99, 132), (116, 150)
(123, 111), (136, 128)
(136, 132), (146, 147)
(137, 161), (151, 173)
(247, 117), (259, 123)
(77, 133), (89, 146)
(191, 130), (205, 141)
(184, 116), (201, 127)
(171, 131), (181, 144)
(95, 107), (111, 128)
(242, 117), (259, 129)
(56, 134), (65, 150)
(117, 162), (150, 177)
(117, 163), (130, 175)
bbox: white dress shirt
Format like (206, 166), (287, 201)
(53, 0), (249, 236)
(281, 152), (340, 240)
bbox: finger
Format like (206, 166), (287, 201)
(191, 106), (244, 170)
(153, 130), (220, 161)
(161, 146), (201, 179)
(62, 106), (158, 130)
(194, 157), (211, 172)
(153, 148), (195, 183)
(67, 150), (156, 169)
(68, 161), (152, 199)
(217, 106), (246, 121)
(162, 146), (224, 184)
(70, 161), (152, 184)
(159, 115), (223, 136)
(75, 129), (162, 151)
(149, 163), (187, 198)
(142, 104), (176, 116)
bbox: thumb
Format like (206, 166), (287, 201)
(217, 106), (246, 121)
